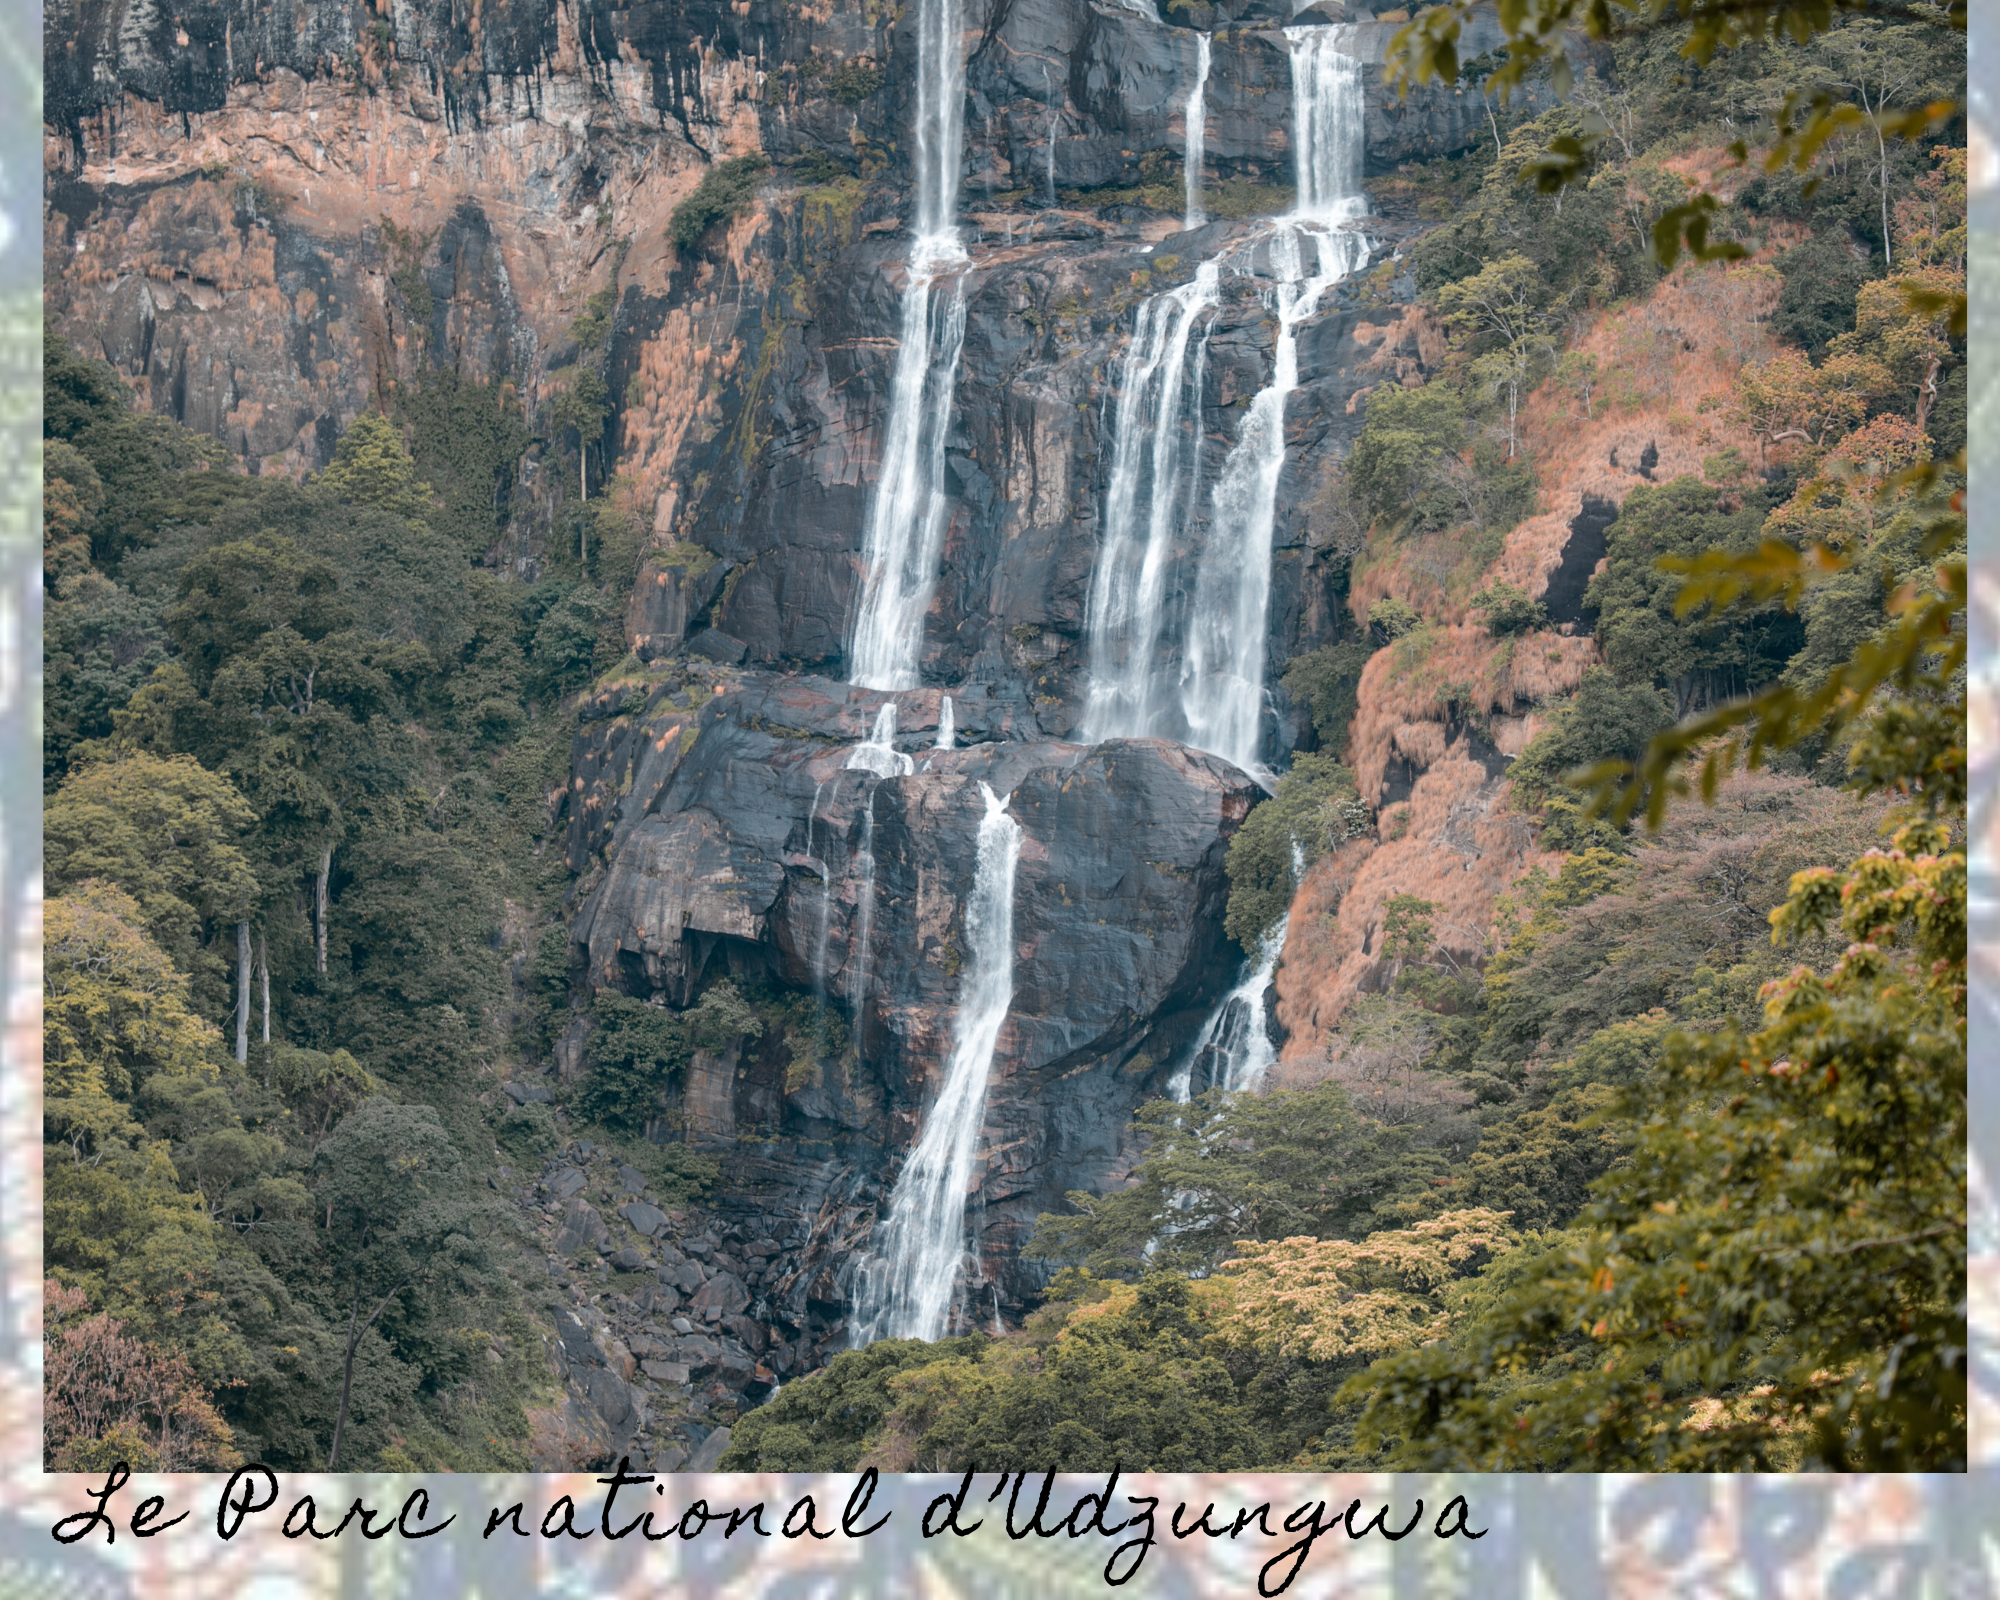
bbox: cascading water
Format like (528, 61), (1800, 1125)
(848, 792), (879, 1057)
(849, 702), (916, 778)
(1169, 920), (1286, 1100)
(936, 695), (956, 749)
(1080, 261), (1222, 743)
(806, 780), (834, 999)
(1080, 26), (1369, 773)
(850, 784), (1024, 1343)
(1178, 27), (1369, 775)
(847, 0), (968, 690)
(1169, 845), (1302, 1100)
(1183, 33), (1211, 229)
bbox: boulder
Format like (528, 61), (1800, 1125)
(687, 627), (749, 665)
(690, 1272), (750, 1316)
(607, 1247), (649, 1272)
(552, 1308), (604, 1372)
(525, 1395), (612, 1472)
(673, 1336), (723, 1377)
(619, 1201), (668, 1236)
(641, 1359), (691, 1386)
(719, 1315), (768, 1354)
(634, 1283), (681, 1317)
(503, 1081), (555, 1105)
(576, 1365), (646, 1449)
(544, 1167), (587, 1201)
(685, 1428), (733, 1474)
(553, 1202), (612, 1257)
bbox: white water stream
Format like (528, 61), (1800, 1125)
(1184, 33), (1211, 229)
(1083, 25), (1370, 777)
(1079, 260), (1221, 743)
(843, 23), (1368, 1347)
(850, 784), (1023, 1343)
(847, 0), (969, 690)
(1179, 28), (1369, 775)
(1169, 918), (1287, 1101)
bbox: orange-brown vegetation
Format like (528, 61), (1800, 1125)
(1345, 623), (1597, 805)
(1272, 754), (1554, 1061)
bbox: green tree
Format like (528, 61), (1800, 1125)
(44, 881), (224, 1151)
(1587, 477), (1798, 717)
(873, 1275), (1266, 1471)
(718, 1336), (987, 1471)
(165, 533), (354, 689)
(1025, 1081), (1434, 1279)
(1222, 752), (1357, 948)
(1469, 580), (1548, 636)
(1506, 668), (1672, 798)
(312, 1097), (496, 1469)
(669, 155), (771, 250)
(45, 754), (261, 979)
(1339, 409), (1966, 1468)
(1435, 253), (1562, 457)
(313, 411), (435, 527)
(577, 994), (691, 1131)
(1282, 637), (1375, 757)
(1345, 383), (1466, 526)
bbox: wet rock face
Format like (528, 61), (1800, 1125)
(567, 669), (1256, 1300)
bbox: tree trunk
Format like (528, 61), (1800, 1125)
(1877, 121), (1892, 269)
(259, 929), (271, 1048)
(328, 1294), (360, 1471)
(235, 921), (251, 1065)
(316, 846), (331, 975)
(1916, 351), (1942, 432)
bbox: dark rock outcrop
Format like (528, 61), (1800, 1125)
(566, 666), (1256, 1303)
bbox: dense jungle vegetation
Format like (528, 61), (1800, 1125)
(39, 331), (667, 1469)
(722, 11), (1970, 1473)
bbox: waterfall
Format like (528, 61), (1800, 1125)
(847, 0), (968, 691)
(806, 780), (834, 1000)
(849, 702), (916, 778)
(936, 695), (956, 749)
(848, 791), (879, 1057)
(1043, 63), (1063, 208)
(851, 784), (1023, 1344)
(1079, 261), (1221, 743)
(1170, 844), (1301, 1100)
(1170, 918), (1287, 1100)
(1184, 33), (1211, 229)
(1178, 28), (1369, 775)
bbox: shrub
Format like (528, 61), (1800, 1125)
(827, 59), (883, 104)
(1469, 581), (1547, 636)
(1223, 753), (1359, 948)
(669, 156), (771, 251)
(1368, 597), (1422, 642)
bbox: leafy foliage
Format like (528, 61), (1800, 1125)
(1024, 1082), (1436, 1279)
(670, 156), (772, 250)
(44, 1280), (241, 1472)
(719, 1337), (988, 1471)
(1222, 753), (1358, 948)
